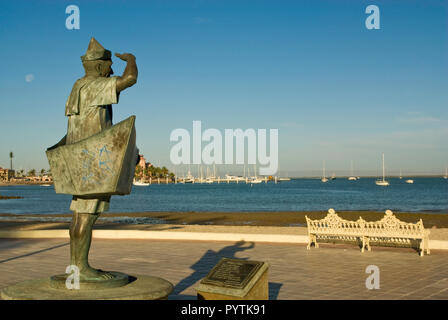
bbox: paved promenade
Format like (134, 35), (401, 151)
(0, 237), (447, 300)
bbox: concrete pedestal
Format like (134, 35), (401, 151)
(197, 269), (269, 300)
(196, 258), (269, 300)
(50, 271), (130, 290)
(1, 275), (173, 300)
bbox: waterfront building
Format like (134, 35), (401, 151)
(136, 154), (153, 180)
(0, 167), (15, 181)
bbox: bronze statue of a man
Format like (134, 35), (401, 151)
(65, 37), (138, 280)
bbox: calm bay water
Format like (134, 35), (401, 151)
(0, 178), (447, 215)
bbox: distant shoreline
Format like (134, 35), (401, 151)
(296, 176), (448, 179)
(1, 175), (447, 187)
(0, 181), (53, 186)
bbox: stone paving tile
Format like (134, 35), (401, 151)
(428, 288), (448, 299)
(0, 238), (447, 300)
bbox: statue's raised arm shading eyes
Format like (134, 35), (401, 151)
(115, 53), (138, 92)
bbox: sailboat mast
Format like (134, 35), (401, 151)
(323, 160), (326, 178)
(351, 160), (354, 176)
(382, 153), (385, 181)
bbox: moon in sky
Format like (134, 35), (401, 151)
(25, 74), (34, 82)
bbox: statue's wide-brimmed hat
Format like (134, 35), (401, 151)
(81, 37), (112, 62)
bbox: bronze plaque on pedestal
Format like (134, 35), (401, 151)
(196, 258), (269, 300)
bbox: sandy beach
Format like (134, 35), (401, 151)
(1, 210), (448, 241)
(1, 210), (447, 226)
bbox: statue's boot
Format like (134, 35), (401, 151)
(69, 211), (115, 281)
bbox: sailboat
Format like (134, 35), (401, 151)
(184, 170), (195, 183)
(444, 168), (448, 179)
(278, 170), (291, 181)
(375, 153), (389, 186)
(250, 164), (263, 184)
(133, 178), (149, 186)
(321, 160), (328, 183)
(348, 160), (358, 181)
(205, 167), (215, 183)
(402, 169), (414, 184)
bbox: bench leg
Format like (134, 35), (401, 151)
(419, 240), (425, 256)
(307, 234), (317, 250)
(361, 236), (370, 253)
(419, 238), (431, 256)
(307, 234), (319, 249)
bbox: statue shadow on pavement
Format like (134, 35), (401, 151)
(0, 242), (69, 264)
(171, 240), (283, 300)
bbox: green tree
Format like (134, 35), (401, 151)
(134, 166), (142, 179)
(137, 162), (175, 179)
(144, 166), (152, 178)
(28, 169), (36, 177)
(40, 169), (46, 176)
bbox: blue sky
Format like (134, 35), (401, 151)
(0, 0), (447, 176)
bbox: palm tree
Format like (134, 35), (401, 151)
(134, 166), (143, 180)
(144, 167), (152, 178)
(40, 169), (46, 176)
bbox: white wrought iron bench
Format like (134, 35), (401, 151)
(305, 209), (430, 256)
